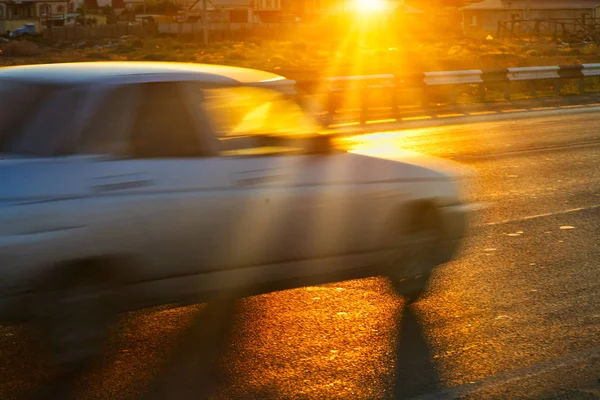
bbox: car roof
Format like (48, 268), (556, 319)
(0, 62), (288, 85)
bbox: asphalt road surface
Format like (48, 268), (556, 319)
(1, 108), (599, 400)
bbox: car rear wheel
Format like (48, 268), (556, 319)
(32, 263), (118, 373)
(388, 207), (443, 304)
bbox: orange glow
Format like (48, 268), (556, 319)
(352, 0), (387, 12)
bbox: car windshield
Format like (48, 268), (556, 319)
(0, 81), (60, 153)
(201, 86), (321, 156)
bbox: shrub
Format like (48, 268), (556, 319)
(269, 55), (286, 65)
(448, 45), (463, 56)
(115, 43), (135, 53)
(0, 40), (41, 56)
(86, 52), (110, 59)
(143, 53), (168, 61)
(227, 51), (247, 60)
(582, 44), (597, 55)
(539, 46), (559, 57)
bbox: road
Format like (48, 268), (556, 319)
(1, 108), (599, 400)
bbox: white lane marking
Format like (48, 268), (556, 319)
(408, 347), (600, 400)
(451, 140), (600, 162)
(480, 204), (600, 227)
(462, 202), (490, 212)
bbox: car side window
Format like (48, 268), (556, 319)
(78, 85), (138, 156)
(129, 82), (205, 158)
(9, 86), (84, 156)
(201, 86), (316, 138)
(185, 85), (318, 157)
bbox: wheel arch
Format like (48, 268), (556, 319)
(390, 199), (445, 237)
(30, 254), (144, 292)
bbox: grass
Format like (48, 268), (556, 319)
(1, 34), (600, 109)
(3, 34), (600, 121)
(2, 35), (600, 81)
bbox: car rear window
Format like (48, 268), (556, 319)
(0, 81), (61, 152)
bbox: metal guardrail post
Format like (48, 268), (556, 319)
(326, 87), (336, 126)
(529, 81), (537, 97)
(508, 66), (560, 99)
(390, 76), (400, 120)
(450, 85), (457, 104)
(554, 79), (561, 96)
(424, 70), (482, 106)
(478, 83), (486, 102)
(422, 86), (429, 108)
(581, 64), (600, 95)
(557, 65), (584, 95)
(402, 73), (427, 109)
(360, 84), (368, 125)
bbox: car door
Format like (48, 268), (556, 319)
(193, 85), (390, 274)
(76, 81), (243, 282)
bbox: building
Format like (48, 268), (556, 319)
(83, 0), (145, 13)
(0, 0), (71, 32)
(181, 0), (422, 24)
(462, 0), (600, 33)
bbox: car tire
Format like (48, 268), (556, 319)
(31, 262), (118, 372)
(387, 206), (443, 304)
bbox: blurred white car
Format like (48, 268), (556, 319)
(0, 62), (471, 366)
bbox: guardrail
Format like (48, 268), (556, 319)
(296, 64), (600, 126)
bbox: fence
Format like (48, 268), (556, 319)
(295, 64), (600, 126)
(156, 22), (302, 40)
(497, 18), (600, 42)
(41, 23), (156, 41)
(38, 21), (303, 42)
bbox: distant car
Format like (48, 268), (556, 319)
(0, 62), (472, 367)
(9, 23), (36, 38)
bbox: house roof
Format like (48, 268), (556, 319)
(464, 0), (600, 10)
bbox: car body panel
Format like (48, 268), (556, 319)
(0, 62), (472, 322)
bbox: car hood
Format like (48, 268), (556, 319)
(344, 148), (477, 182)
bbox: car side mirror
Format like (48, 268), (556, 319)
(259, 134), (335, 155)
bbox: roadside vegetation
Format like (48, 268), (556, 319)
(2, 35), (599, 81)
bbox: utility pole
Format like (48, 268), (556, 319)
(202, 0), (208, 44)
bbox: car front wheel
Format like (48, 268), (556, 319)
(387, 207), (443, 303)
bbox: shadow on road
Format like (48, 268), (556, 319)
(23, 296), (441, 400)
(140, 298), (441, 400)
(140, 300), (239, 400)
(393, 305), (440, 399)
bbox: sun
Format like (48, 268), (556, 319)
(353, 0), (387, 12)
